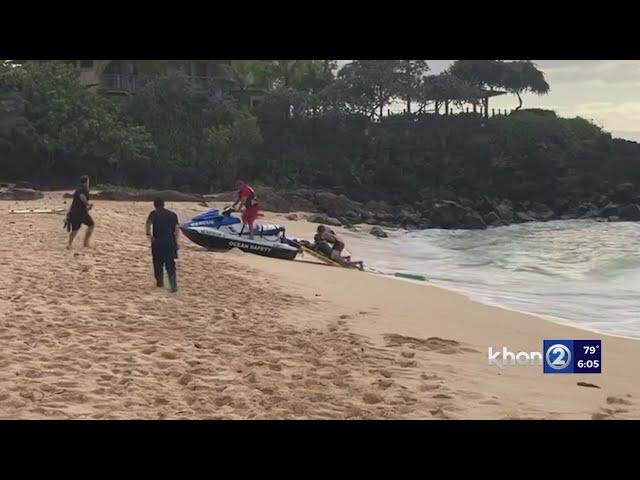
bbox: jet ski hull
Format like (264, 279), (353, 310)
(181, 226), (299, 260)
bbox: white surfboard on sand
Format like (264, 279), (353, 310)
(9, 207), (66, 214)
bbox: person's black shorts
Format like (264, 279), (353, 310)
(70, 212), (94, 231)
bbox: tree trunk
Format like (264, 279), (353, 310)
(445, 100), (449, 116)
(379, 102), (383, 120)
(434, 101), (439, 115)
(406, 97), (411, 114)
(515, 92), (523, 111)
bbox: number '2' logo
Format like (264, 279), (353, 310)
(543, 340), (575, 374)
(545, 344), (572, 370)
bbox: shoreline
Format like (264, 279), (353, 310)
(1, 194), (639, 419)
(391, 275), (640, 343)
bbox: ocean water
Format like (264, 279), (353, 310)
(347, 220), (640, 340)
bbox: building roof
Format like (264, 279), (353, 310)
(481, 89), (507, 98)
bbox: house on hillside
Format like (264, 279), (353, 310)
(61, 60), (267, 110)
(65, 60), (235, 95)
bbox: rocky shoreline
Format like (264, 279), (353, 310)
(4, 181), (640, 231)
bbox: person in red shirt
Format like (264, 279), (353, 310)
(231, 180), (261, 239)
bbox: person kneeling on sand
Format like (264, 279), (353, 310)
(316, 225), (364, 270)
(145, 198), (180, 292)
(66, 174), (95, 249)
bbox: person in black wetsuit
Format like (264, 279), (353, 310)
(66, 175), (95, 249)
(145, 198), (180, 292)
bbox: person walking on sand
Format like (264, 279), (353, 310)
(66, 175), (95, 249)
(230, 179), (260, 239)
(316, 225), (364, 270)
(145, 198), (180, 293)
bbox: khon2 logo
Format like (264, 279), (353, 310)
(543, 340), (601, 374)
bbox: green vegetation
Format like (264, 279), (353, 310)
(1, 59), (638, 213)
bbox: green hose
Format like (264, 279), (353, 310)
(394, 272), (427, 281)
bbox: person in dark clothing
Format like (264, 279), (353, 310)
(66, 175), (95, 249)
(145, 198), (180, 292)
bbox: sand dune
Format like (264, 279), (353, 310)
(1, 192), (639, 419)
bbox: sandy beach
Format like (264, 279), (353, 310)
(1, 192), (639, 419)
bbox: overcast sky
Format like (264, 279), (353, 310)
(338, 60), (640, 142)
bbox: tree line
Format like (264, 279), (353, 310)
(3, 58), (636, 207)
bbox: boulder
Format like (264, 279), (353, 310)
(552, 197), (570, 214)
(483, 211), (503, 227)
(529, 203), (555, 221)
(515, 211), (536, 223)
(619, 204), (640, 221)
(461, 210), (487, 229)
(314, 192), (363, 219)
(430, 200), (467, 228)
(14, 181), (38, 189)
(307, 213), (341, 226)
(254, 189), (289, 213)
(495, 201), (514, 223)
(284, 213), (299, 221)
(369, 226), (388, 238)
(598, 203), (619, 218)
(363, 200), (392, 215)
(203, 191), (237, 202)
(419, 186), (458, 202)
(0, 187), (44, 201)
(574, 202), (598, 218)
(607, 216), (620, 222)
(613, 182), (635, 203)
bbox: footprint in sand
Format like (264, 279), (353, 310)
(420, 384), (440, 392)
(377, 379), (394, 390)
(362, 393), (384, 404)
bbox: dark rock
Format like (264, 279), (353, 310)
(459, 197), (475, 209)
(552, 197), (570, 214)
(203, 191), (238, 202)
(595, 195), (611, 208)
(253, 188), (289, 213)
(363, 200), (392, 214)
(613, 182), (635, 203)
(598, 203), (619, 218)
(515, 211), (536, 223)
(90, 189), (203, 202)
(397, 208), (421, 228)
(0, 187), (44, 200)
(571, 202), (598, 218)
(307, 213), (341, 226)
(419, 186), (457, 202)
(431, 200), (467, 228)
(580, 210), (599, 219)
(14, 181), (38, 189)
(483, 211), (503, 227)
(370, 226), (388, 238)
(495, 201), (514, 223)
(607, 216), (620, 222)
(619, 204), (640, 221)
(461, 210), (487, 229)
(314, 192), (363, 219)
(475, 196), (497, 215)
(529, 203), (555, 221)
(284, 213), (299, 221)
